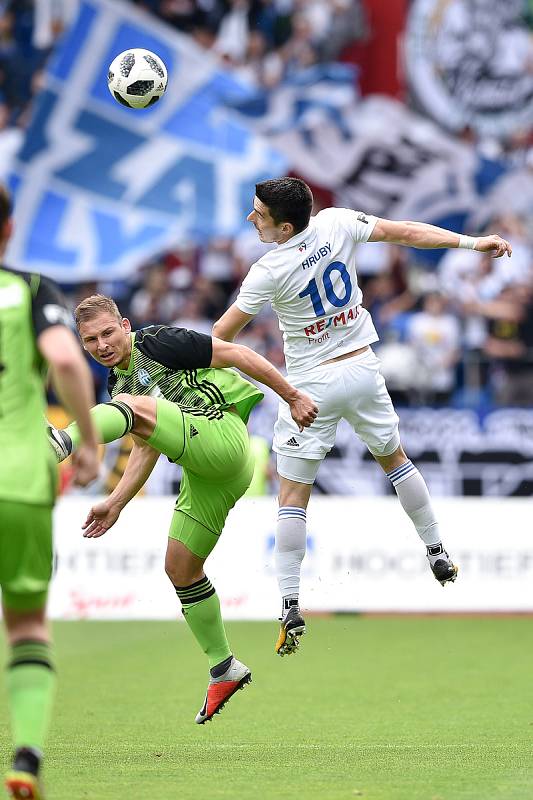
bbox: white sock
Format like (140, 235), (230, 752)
(275, 507), (306, 613)
(386, 461), (444, 556)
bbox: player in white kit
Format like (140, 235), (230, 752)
(213, 178), (512, 656)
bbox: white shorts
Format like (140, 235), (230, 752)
(274, 348), (400, 480)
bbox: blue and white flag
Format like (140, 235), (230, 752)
(7, 0), (286, 281)
(228, 63), (359, 141)
(229, 59), (521, 267)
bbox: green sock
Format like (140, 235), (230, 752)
(6, 640), (56, 751)
(175, 576), (231, 668)
(66, 401), (134, 449)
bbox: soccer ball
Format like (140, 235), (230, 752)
(107, 49), (167, 109)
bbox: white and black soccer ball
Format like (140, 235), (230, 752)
(107, 49), (167, 109)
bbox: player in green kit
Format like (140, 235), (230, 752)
(0, 185), (99, 800)
(47, 294), (318, 723)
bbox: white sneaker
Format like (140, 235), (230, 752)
(195, 657), (251, 724)
(47, 424), (72, 463)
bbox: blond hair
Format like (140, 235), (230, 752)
(74, 294), (122, 329)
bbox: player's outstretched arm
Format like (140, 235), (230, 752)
(212, 304), (254, 342)
(369, 218), (512, 258)
(82, 436), (160, 538)
(38, 325), (99, 486)
(211, 338), (318, 430)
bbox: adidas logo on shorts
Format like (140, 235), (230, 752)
(190, 424), (199, 438)
(285, 437), (300, 447)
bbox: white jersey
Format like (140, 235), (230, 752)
(236, 207), (379, 375)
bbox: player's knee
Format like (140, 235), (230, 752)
(165, 560), (197, 587)
(165, 550), (184, 585)
(374, 441), (407, 472)
(165, 542), (204, 587)
(114, 393), (153, 426)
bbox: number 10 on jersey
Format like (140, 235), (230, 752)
(299, 261), (352, 317)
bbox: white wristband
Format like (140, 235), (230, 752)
(458, 234), (478, 250)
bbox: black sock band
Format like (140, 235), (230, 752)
(174, 575), (215, 607)
(8, 640), (54, 672)
(108, 401), (135, 436)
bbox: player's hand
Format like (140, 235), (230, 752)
(82, 500), (121, 538)
(71, 443), (99, 487)
(289, 391), (319, 432)
(475, 235), (512, 258)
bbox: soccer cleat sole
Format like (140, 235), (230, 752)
(434, 563), (459, 587)
(275, 624), (306, 657)
(195, 672), (252, 725)
(5, 771), (43, 799)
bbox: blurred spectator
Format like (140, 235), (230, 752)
(130, 262), (181, 326)
(374, 340), (419, 406)
(172, 291), (212, 334)
(364, 250), (415, 341)
(214, 0), (252, 62)
(198, 236), (235, 297)
(405, 292), (461, 406)
(438, 248), (510, 351)
(32, 0), (78, 49)
(478, 283), (533, 406)
(296, 0), (368, 62)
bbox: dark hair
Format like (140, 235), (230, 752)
(255, 177), (313, 234)
(0, 184), (12, 229)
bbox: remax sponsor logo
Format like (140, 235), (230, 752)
(304, 305), (360, 337)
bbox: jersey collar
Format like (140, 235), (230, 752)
(114, 332), (136, 375)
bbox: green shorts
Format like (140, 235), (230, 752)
(147, 399), (254, 559)
(0, 500), (53, 611)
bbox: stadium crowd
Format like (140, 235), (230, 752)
(1, 0), (533, 418)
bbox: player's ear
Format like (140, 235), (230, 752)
(122, 317), (132, 333)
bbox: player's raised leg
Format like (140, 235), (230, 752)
(47, 397), (138, 461)
(374, 445), (458, 586)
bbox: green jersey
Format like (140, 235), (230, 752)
(0, 267), (70, 505)
(108, 326), (263, 423)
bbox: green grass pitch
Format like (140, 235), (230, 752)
(1, 617), (532, 799)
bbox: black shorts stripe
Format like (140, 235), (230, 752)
(184, 370), (221, 406)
